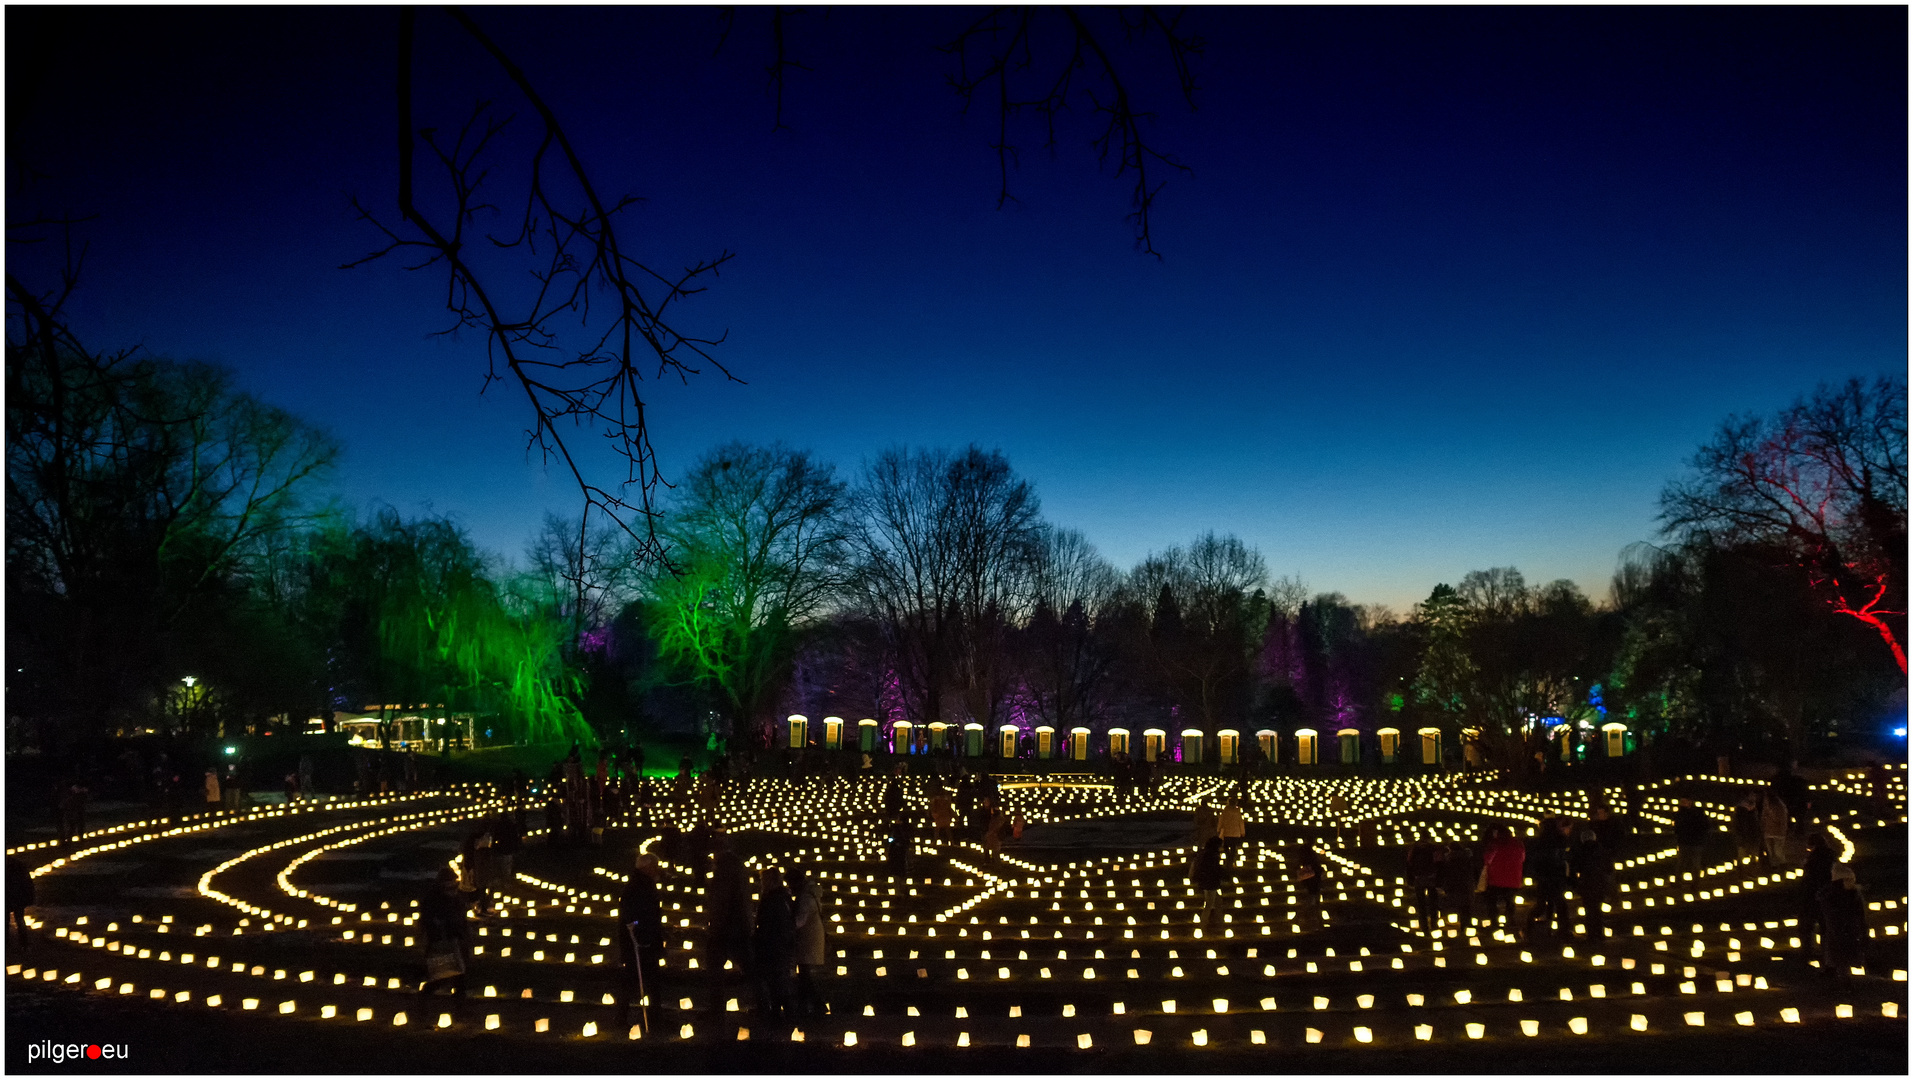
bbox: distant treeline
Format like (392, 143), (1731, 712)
(7, 319), (1902, 774)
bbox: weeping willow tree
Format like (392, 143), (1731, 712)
(306, 509), (594, 747)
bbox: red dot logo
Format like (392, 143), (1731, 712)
(86, 1045), (101, 1059)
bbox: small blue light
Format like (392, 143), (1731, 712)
(1893, 727), (1907, 738)
(223, 745), (237, 755)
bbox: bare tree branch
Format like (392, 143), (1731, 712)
(766, 6), (814, 134)
(347, 5), (738, 574)
(941, 5), (1204, 257)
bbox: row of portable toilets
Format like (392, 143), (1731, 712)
(785, 715), (1633, 764)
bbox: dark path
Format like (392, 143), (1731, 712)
(6, 983), (1906, 1073)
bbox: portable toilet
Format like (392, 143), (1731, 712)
(1418, 726), (1442, 765)
(1602, 722), (1628, 758)
(1294, 728), (1318, 766)
(1035, 725), (1055, 759)
(928, 721), (949, 751)
(1070, 726), (1091, 761)
(1142, 728), (1166, 763)
(858, 718), (878, 753)
(1108, 728), (1132, 758)
(1217, 729), (1240, 766)
(1338, 728), (1361, 764)
(823, 716), (844, 751)
(1377, 727), (1400, 764)
(964, 722), (985, 757)
(1181, 729), (1205, 764)
(893, 720), (913, 756)
(999, 725), (1020, 759)
(1255, 729), (1278, 763)
(787, 714), (808, 750)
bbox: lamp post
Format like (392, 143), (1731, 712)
(180, 676), (204, 736)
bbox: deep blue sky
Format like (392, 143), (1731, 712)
(10, 6), (1905, 611)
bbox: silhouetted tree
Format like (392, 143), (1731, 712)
(1127, 532), (1268, 731)
(1608, 538), (1898, 762)
(1411, 569), (1602, 778)
(6, 288), (337, 738)
(849, 445), (1042, 726)
(1018, 528), (1123, 729)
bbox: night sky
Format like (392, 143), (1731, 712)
(9, 6), (1905, 611)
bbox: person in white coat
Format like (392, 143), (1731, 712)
(1759, 791), (1791, 868)
(790, 867), (827, 1017)
(1217, 799), (1246, 863)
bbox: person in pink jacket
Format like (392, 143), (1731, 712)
(1481, 824), (1527, 933)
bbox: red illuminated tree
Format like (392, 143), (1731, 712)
(1660, 376), (1907, 672)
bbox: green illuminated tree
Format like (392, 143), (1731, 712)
(645, 442), (849, 745)
(300, 510), (594, 746)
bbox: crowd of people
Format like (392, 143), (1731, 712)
(1385, 786), (1870, 984)
(562, 828), (830, 1033)
(392, 749), (1890, 1023)
(1392, 801), (1633, 945)
(897, 766), (1021, 868)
